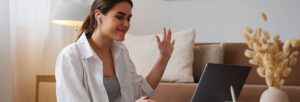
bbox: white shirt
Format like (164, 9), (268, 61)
(55, 33), (154, 102)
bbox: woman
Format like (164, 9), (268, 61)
(55, 0), (175, 102)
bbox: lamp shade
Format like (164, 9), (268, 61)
(52, 2), (90, 27)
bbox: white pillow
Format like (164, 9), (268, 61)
(123, 29), (195, 82)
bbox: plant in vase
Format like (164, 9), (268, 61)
(243, 12), (300, 102)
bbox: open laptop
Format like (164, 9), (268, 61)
(191, 63), (251, 102)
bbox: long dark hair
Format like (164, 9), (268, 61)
(76, 0), (133, 41)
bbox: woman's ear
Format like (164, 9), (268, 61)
(94, 9), (102, 24)
(97, 15), (101, 24)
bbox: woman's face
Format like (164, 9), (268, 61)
(100, 2), (132, 41)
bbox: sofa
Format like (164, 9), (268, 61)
(151, 43), (300, 102)
(36, 43), (300, 102)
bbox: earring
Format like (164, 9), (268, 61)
(97, 15), (101, 24)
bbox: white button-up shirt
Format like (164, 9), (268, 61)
(55, 33), (154, 102)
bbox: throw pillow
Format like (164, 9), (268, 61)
(193, 43), (224, 83)
(123, 29), (195, 82)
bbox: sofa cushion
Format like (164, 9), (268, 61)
(193, 43), (224, 82)
(123, 29), (195, 82)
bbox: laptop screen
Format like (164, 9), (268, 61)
(191, 63), (251, 102)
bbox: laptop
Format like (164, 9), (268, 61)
(191, 63), (251, 102)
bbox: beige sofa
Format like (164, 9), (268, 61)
(151, 43), (300, 102)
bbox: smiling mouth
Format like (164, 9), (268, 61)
(117, 29), (127, 34)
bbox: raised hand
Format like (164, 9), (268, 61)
(155, 27), (175, 60)
(135, 96), (156, 102)
(146, 27), (176, 90)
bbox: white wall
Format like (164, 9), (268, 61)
(129, 0), (300, 42)
(0, 0), (11, 101)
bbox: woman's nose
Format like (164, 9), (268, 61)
(123, 19), (130, 28)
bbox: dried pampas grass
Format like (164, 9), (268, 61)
(261, 12), (267, 22)
(292, 38), (300, 47)
(243, 12), (300, 87)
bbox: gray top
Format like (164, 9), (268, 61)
(103, 75), (121, 102)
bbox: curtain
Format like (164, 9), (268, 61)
(9, 0), (92, 101)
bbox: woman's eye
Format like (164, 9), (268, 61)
(127, 18), (131, 22)
(116, 16), (123, 20)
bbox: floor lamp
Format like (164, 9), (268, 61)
(51, 2), (90, 40)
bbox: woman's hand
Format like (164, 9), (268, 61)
(155, 27), (175, 60)
(135, 96), (157, 102)
(146, 27), (175, 89)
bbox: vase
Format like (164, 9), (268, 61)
(260, 87), (289, 102)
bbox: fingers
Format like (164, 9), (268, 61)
(135, 96), (154, 102)
(163, 27), (167, 41)
(162, 27), (172, 42)
(155, 35), (161, 44)
(142, 96), (150, 99)
(167, 29), (172, 42)
(171, 40), (175, 46)
(138, 100), (155, 102)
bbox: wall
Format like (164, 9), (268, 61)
(0, 0), (11, 101)
(129, 0), (300, 42)
(1, 0), (299, 102)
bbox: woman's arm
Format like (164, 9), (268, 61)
(55, 49), (91, 102)
(146, 27), (175, 89)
